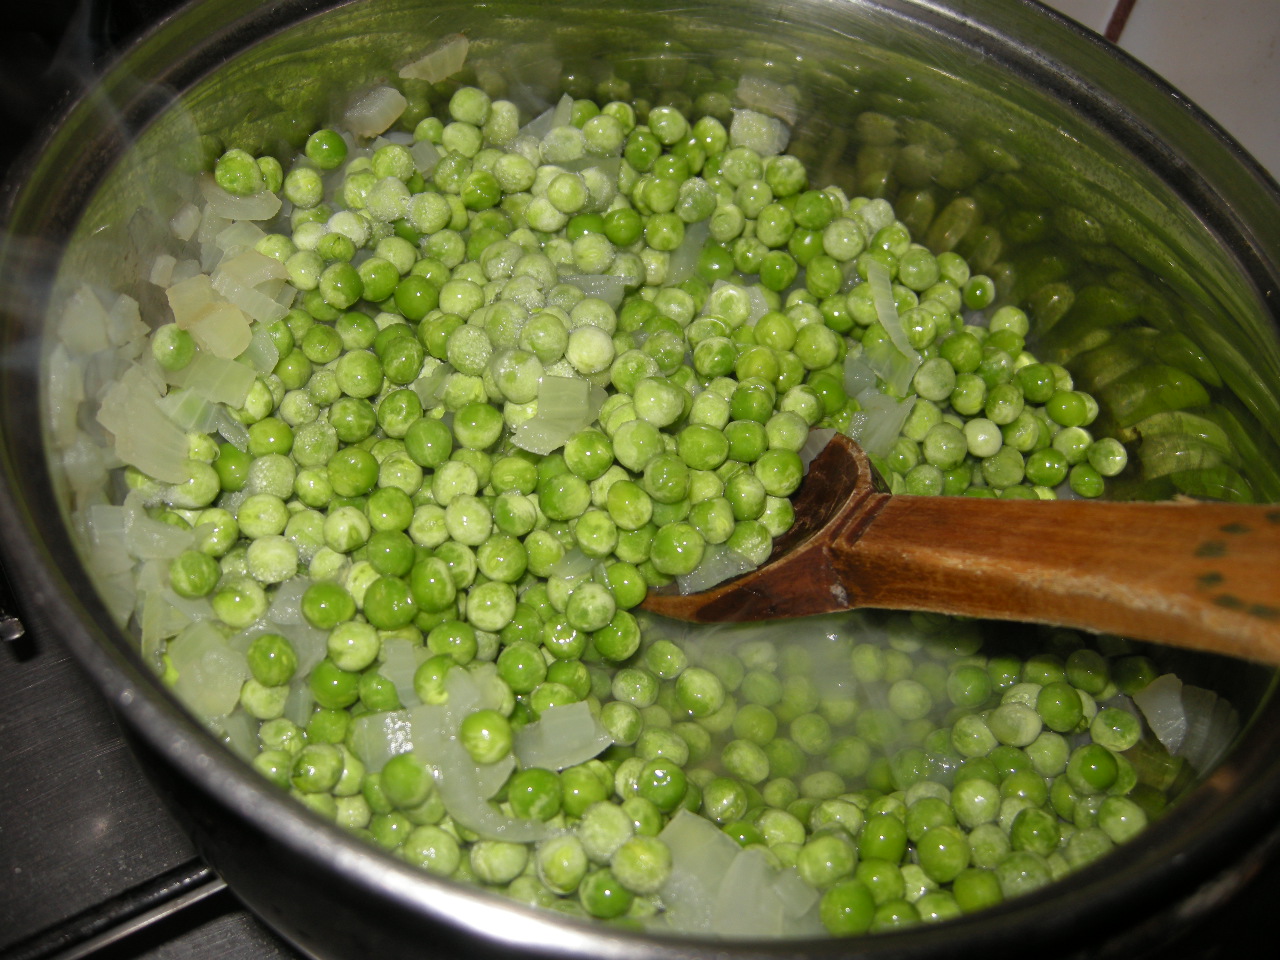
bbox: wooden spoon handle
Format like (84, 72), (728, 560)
(835, 495), (1280, 664)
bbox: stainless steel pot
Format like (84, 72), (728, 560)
(2, 2), (1280, 958)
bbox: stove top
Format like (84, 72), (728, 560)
(0, 2), (1274, 958)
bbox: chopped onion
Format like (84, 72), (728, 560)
(412, 359), (451, 409)
(214, 221), (266, 257)
(173, 352), (257, 407)
(398, 33), (469, 82)
(657, 810), (743, 933)
(213, 708), (259, 761)
(57, 284), (111, 356)
(106, 293), (147, 349)
(848, 387), (915, 459)
(677, 545), (757, 594)
(349, 709), (415, 772)
(548, 547), (597, 582)
(729, 107), (790, 157)
(180, 295), (253, 360)
(46, 344), (85, 448)
(156, 388), (218, 433)
(345, 85), (408, 138)
(264, 576), (309, 625)
(170, 202), (201, 241)
(863, 259), (921, 395)
(150, 254), (177, 287)
(167, 621), (249, 723)
(212, 251), (291, 323)
(215, 408), (251, 451)
(665, 220), (711, 285)
(713, 849), (786, 938)
(96, 364), (190, 483)
(513, 701), (612, 770)
(380, 636), (426, 709)
(520, 93), (574, 142)
(196, 174), (281, 221)
(1172, 682), (1238, 775)
(239, 325), (282, 373)
(410, 139), (441, 175)
(799, 428), (836, 472)
(842, 352), (878, 398)
(512, 376), (603, 454)
(560, 274), (626, 309)
(1133, 673), (1187, 753)
(140, 589), (194, 652)
(124, 493), (194, 559)
(411, 669), (550, 842)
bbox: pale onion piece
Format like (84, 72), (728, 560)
(799, 428), (836, 472)
(151, 253), (177, 287)
(548, 547), (596, 582)
(865, 259), (922, 394)
(848, 387), (915, 459)
(95, 366), (190, 483)
(185, 301), (253, 359)
(677, 545), (757, 595)
(215, 221), (266, 257)
(61, 435), (113, 512)
(735, 74), (799, 126)
(283, 681), (315, 727)
(196, 173), (282, 221)
(140, 589), (193, 652)
(410, 139), (441, 175)
(511, 417), (580, 456)
(173, 352), (257, 407)
(265, 576), (308, 625)
(561, 274), (626, 309)
(170, 202), (201, 241)
(106, 293), (147, 349)
(169, 258), (203, 286)
(84, 504), (133, 573)
(772, 867), (822, 928)
(1177, 684), (1239, 776)
(57, 284), (111, 356)
(1133, 673), (1187, 754)
(46, 344), (85, 449)
(271, 619), (328, 677)
(168, 621), (250, 722)
(520, 93), (574, 142)
(842, 352), (878, 398)
(380, 637), (426, 709)
(657, 809), (743, 934)
(398, 33), (469, 82)
(166, 273), (216, 326)
(216, 408), (251, 451)
(713, 848), (784, 938)
(513, 701), (613, 771)
(412, 359), (451, 409)
(345, 85), (408, 138)
(156, 388), (219, 433)
(744, 284), (772, 325)
(215, 248), (288, 287)
(124, 495), (194, 559)
(729, 107), (790, 157)
(213, 708), (259, 761)
(664, 219), (711, 286)
(350, 709), (415, 772)
(212, 252), (291, 323)
(240, 325), (282, 373)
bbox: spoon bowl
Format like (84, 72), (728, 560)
(642, 434), (1280, 665)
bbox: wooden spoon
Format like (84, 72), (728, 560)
(641, 434), (1280, 666)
